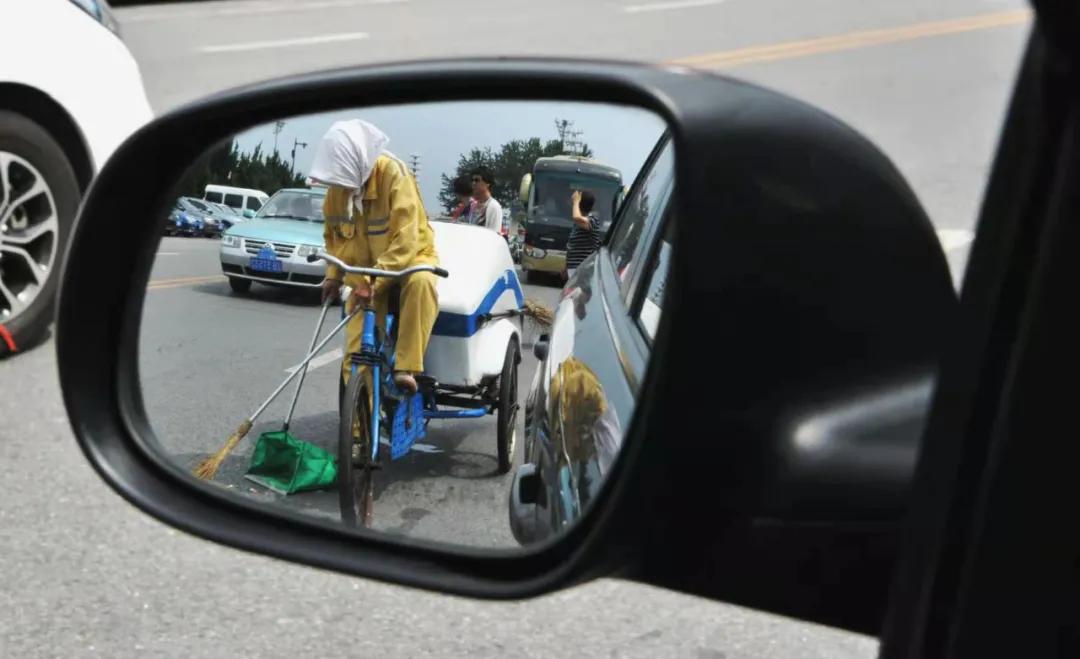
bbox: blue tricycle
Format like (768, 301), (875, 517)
(311, 229), (524, 528)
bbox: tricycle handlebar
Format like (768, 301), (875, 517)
(308, 251), (449, 279)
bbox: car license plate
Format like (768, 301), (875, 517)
(250, 257), (283, 273)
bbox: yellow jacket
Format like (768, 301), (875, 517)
(322, 154), (439, 297)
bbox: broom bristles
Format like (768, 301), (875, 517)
(192, 419), (253, 481)
(523, 299), (554, 326)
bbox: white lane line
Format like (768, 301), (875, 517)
(156, 252), (180, 256)
(623, 0), (724, 14)
(937, 229), (975, 253)
(120, 0), (406, 23)
(285, 347), (343, 375)
(199, 31), (369, 54)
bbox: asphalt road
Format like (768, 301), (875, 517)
(141, 235), (555, 548)
(0, 0), (1033, 655)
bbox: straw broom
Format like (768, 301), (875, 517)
(523, 298), (554, 326)
(193, 302), (355, 481)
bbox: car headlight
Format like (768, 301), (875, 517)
(297, 244), (322, 258)
(69, 0), (121, 36)
(526, 246), (546, 259)
(222, 235), (242, 248)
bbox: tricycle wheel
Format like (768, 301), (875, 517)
(496, 336), (520, 474)
(339, 373), (375, 528)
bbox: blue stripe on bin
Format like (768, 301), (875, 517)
(432, 269), (524, 338)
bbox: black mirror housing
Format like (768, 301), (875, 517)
(56, 58), (954, 635)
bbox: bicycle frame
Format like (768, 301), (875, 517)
(349, 301), (395, 463)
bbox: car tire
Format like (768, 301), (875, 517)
(228, 277), (252, 294)
(0, 111), (80, 353)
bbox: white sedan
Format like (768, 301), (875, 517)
(0, 0), (152, 354)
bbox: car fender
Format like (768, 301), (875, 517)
(0, 1), (152, 173)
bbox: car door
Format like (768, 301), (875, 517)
(530, 137), (676, 537)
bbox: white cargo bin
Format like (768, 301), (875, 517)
(426, 223), (524, 386)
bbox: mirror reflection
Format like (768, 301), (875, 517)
(139, 100), (671, 549)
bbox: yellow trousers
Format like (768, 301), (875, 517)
(341, 271), (439, 385)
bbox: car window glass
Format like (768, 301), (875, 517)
(205, 191), (223, 204)
(247, 197), (263, 211)
(608, 141), (675, 291)
(224, 193), (243, 208)
(188, 199), (210, 212)
(636, 220), (674, 344)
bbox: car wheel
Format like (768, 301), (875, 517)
(0, 111), (80, 353)
(228, 277), (252, 294)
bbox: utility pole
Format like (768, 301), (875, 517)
(272, 120), (286, 154)
(291, 138), (308, 174)
(408, 153), (421, 177)
(554, 118), (585, 156)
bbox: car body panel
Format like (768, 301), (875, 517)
(512, 134), (675, 544)
(0, 0), (153, 172)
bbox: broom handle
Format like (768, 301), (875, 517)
(248, 305), (360, 424)
(283, 299), (332, 431)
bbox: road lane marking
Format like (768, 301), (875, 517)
(155, 252), (179, 256)
(146, 275), (227, 290)
(624, 0), (724, 14)
(669, 8), (1032, 69)
(199, 31), (369, 54)
(937, 229), (975, 253)
(120, 0), (406, 23)
(285, 348), (343, 375)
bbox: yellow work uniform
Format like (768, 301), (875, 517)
(323, 154), (440, 384)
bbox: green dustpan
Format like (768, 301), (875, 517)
(245, 430), (337, 495)
(243, 299), (338, 495)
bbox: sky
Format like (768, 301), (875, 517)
(232, 100), (668, 213)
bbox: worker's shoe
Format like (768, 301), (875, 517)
(393, 371), (418, 395)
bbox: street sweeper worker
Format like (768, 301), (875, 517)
(309, 119), (440, 395)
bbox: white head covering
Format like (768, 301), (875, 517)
(308, 119), (390, 191)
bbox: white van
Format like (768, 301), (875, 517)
(203, 184), (270, 218)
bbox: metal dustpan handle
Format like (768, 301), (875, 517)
(283, 298), (332, 432)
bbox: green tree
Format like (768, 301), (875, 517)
(180, 141), (306, 199)
(438, 135), (593, 213)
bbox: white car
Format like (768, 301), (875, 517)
(0, 0), (152, 354)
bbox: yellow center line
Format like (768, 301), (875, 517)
(146, 275), (227, 290)
(668, 8), (1033, 69)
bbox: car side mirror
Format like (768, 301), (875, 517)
(533, 335), (549, 361)
(243, 209), (256, 218)
(518, 173), (532, 205)
(55, 59), (955, 636)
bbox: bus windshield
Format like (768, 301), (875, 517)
(532, 175), (620, 226)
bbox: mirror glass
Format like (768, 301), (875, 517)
(138, 100), (672, 550)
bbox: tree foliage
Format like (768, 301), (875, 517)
(437, 136), (593, 213)
(181, 141), (307, 199)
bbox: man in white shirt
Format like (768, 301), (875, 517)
(469, 168), (503, 232)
